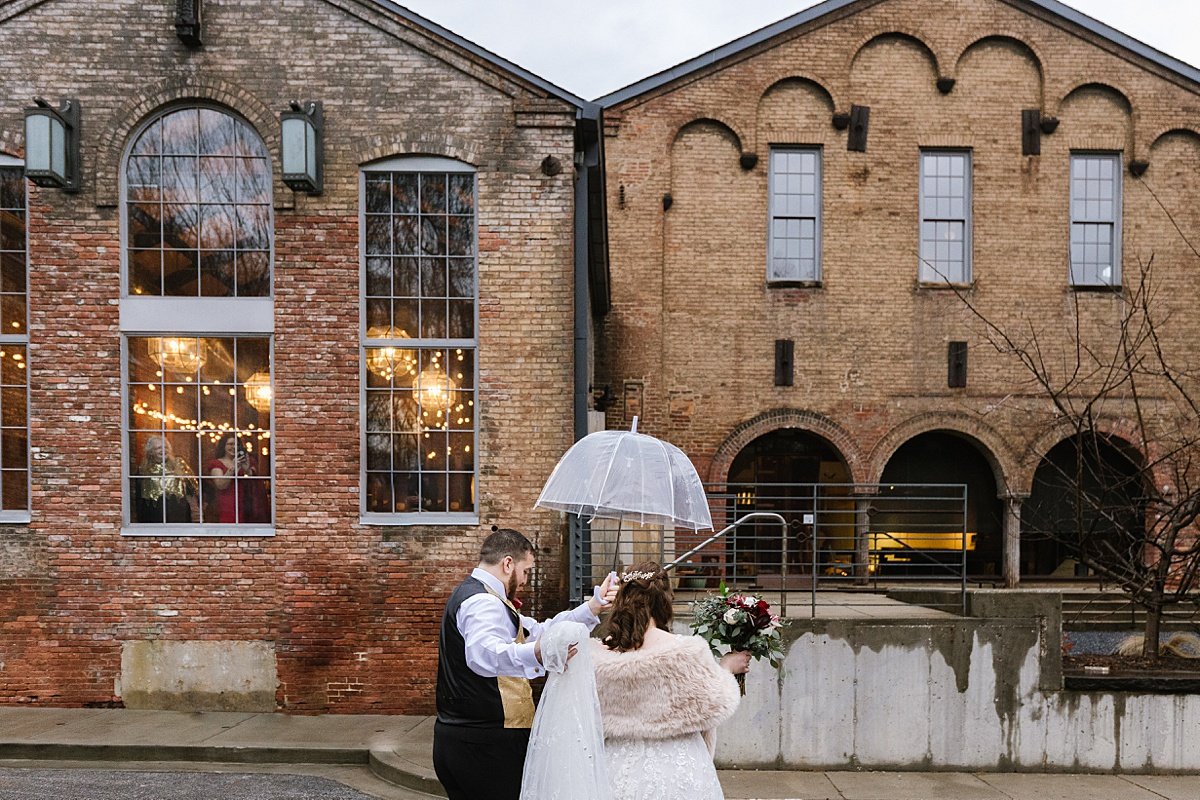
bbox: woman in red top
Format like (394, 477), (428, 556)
(207, 432), (254, 523)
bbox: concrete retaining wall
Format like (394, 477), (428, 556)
(711, 592), (1200, 772)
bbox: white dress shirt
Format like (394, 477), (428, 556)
(457, 567), (600, 680)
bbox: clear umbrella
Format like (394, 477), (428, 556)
(535, 418), (712, 572)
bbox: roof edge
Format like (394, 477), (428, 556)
(595, 0), (1200, 107)
(372, 0), (588, 108)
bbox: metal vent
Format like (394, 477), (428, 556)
(948, 341), (968, 388)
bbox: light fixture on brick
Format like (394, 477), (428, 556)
(147, 337), (206, 374)
(24, 97), (81, 192)
(243, 371), (272, 413)
(280, 100), (324, 195)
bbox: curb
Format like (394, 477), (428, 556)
(369, 750), (446, 798)
(0, 743), (369, 765)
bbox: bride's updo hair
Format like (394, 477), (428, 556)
(602, 560), (673, 652)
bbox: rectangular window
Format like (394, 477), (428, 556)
(362, 164), (477, 522)
(919, 151), (972, 284)
(1070, 153), (1121, 287)
(125, 336), (272, 530)
(0, 166), (28, 518)
(768, 148), (821, 283)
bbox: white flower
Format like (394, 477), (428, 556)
(723, 608), (741, 625)
(742, 595), (758, 606)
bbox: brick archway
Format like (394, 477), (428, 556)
(708, 409), (864, 485)
(866, 412), (1017, 494)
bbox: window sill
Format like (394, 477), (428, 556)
(0, 511), (31, 525)
(766, 280), (823, 290)
(915, 281), (974, 292)
(1070, 282), (1122, 293)
(121, 525), (275, 538)
(360, 513), (479, 527)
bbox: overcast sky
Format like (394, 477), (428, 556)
(396, 0), (1200, 100)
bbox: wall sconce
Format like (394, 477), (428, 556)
(24, 97), (81, 193)
(281, 100), (323, 195)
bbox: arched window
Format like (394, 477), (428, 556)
(120, 106), (275, 535)
(124, 106), (272, 297)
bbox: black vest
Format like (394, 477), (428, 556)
(436, 576), (527, 727)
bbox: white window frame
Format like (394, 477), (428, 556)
(0, 155), (31, 524)
(918, 149), (973, 285)
(767, 147), (823, 284)
(1069, 152), (1122, 288)
(118, 106), (275, 537)
(359, 156), (479, 526)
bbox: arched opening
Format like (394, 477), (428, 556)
(1022, 435), (1146, 577)
(726, 428), (853, 580)
(877, 431), (1003, 577)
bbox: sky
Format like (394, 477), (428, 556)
(396, 0), (1200, 100)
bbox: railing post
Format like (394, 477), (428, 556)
(853, 487), (877, 586)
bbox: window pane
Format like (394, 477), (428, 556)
(128, 336), (272, 525)
(126, 108), (272, 297)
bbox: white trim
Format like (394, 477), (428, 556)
(362, 155), (475, 173)
(360, 513), (479, 527)
(0, 511), (31, 524)
(0, 155), (22, 167)
(120, 297), (274, 333)
(121, 525), (275, 538)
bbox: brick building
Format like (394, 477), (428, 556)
(0, 0), (605, 712)
(597, 0), (1200, 586)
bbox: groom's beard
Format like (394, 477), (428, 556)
(507, 572), (519, 603)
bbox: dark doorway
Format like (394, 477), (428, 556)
(1021, 435), (1145, 577)
(877, 431), (1003, 577)
(726, 428), (852, 579)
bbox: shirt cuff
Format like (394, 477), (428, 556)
(578, 602), (601, 627)
(515, 641), (543, 678)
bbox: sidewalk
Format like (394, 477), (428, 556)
(1, 707), (1198, 799)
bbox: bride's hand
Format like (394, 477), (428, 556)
(566, 644), (578, 662)
(720, 650), (751, 674)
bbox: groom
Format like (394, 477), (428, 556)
(433, 527), (617, 800)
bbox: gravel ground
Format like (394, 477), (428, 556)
(0, 768), (380, 800)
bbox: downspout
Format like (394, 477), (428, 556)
(573, 103), (601, 442)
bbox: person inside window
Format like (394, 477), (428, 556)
(207, 432), (256, 523)
(134, 435), (198, 523)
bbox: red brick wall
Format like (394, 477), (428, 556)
(0, 0), (578, 712)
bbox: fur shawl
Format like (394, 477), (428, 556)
(590, 634), (740, 740)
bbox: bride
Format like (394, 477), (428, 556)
(521, 561), (748, 800)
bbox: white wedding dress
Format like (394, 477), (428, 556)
(520, 621), (612, 800)
(521, 624), (726, 800)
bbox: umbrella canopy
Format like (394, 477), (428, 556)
(535, 421), (713, 531)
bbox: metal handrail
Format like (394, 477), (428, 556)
(663, 512), (794, 613)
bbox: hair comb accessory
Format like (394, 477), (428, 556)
(621, 570), (658, 583)
(491, 524), (499, 532)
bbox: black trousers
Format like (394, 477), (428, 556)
(433, 720), (531, 800)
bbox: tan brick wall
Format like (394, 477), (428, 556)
(601, 0), (1200, 503)
(0, 0), (578, 712)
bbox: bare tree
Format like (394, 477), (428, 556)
(944, 257), (1200, 661)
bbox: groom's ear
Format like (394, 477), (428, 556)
(500, 555), (513, 573)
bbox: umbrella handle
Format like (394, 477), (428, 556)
(611, 517), (623, 574)
(630, 416), (638, 433)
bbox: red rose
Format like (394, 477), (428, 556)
(512, 597), (523, 610)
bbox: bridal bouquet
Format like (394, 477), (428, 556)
(691, 584), (783, 695)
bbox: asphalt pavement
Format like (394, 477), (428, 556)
(2, 707), (1199, 799)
